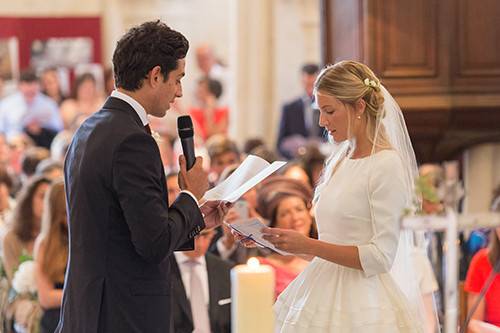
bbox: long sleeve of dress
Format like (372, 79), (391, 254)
(357, 153), (407, 277)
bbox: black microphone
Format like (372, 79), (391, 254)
(177, 115), (195, 170)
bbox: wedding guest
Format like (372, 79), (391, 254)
(60, 73), (103, 130)
(103, 67), (115, 96)
(0, 70), (62, 148)
(35, 159), (63, 180)
(34, 180), (67, 333)
(255, 176), (316, 298)
(276, 63), (324, 159)
(1, 176), (50, 281)
(40, 67), (67, 106)
(280, 161), (311, 186)
(20, 147), (50, 183)
(190, 77), (228, 141)
(206, 135), (240, 184)
(0, 167), (15, 243)
(195, 44), (230, 107)
(464, 187), (500, 332)
(170, 227), (232, 333)
(296, 143), (325, 187)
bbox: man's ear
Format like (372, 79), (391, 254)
(147, 65), (163, 88)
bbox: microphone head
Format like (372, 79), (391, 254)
(177, 115), (194, 139)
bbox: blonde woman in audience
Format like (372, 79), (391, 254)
(464, 187), (500, 333)
(1, 176), (50, 281)
(60, 73), (103, 130)
(34, 180), (67, 333)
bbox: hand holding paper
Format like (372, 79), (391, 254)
(200, 200), (233, 229)
(202, 155), (286, 203)
(227, 218), (292, 256)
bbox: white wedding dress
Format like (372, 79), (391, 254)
(274, 150), (423, 333)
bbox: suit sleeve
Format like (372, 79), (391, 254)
(112, 133), (205, 264)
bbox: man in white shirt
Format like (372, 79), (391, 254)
(0, 70), (62, 148)
(171, 228), (233, 333)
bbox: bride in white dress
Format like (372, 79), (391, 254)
(258, 61), (426, 332)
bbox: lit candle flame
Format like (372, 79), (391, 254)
(247, 257), (260, 269)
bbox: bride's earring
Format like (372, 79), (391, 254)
(356, 115), (361, 120)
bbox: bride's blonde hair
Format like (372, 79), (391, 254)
(313, 61), (391, 203)
(314, 60), (390, 149)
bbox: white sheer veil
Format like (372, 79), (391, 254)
(314, 80), (440, 332)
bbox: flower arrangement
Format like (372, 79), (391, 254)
(12, 261), (37, 297)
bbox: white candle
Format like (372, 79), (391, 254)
(231, 257), (275, 333)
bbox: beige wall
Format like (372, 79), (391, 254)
(464, 143), (500, 213)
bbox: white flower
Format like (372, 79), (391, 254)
(363, 78), (379, 89)
(12, 261), (37, 295)
(151, 131), (163, 145)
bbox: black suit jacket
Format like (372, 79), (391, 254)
(276, 97), (324, 158)
(170, 253), (233, 333)
(57, 97), (205, 333)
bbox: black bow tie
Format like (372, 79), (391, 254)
(144, 123), (152, 135)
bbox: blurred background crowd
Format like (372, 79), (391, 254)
(0, 0), (499, 332)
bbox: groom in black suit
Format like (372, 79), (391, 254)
(57, 21), (225, 333)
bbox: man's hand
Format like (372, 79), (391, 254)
(220, 208), (243, 249)
(178, 155), (208, 201)
(200, 200), (232, 229)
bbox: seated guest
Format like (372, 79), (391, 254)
(171, 228), (233, 333)
(0, 70), (62, 148)
(40, 67), (67, 106)
(60, 73), (103, 130)
(279, 161), (311, 186)
(0, 167), (15, 240)
(206, 135), (240, 184)
(20, 147), (50, 184)
(464, 187), (500, 332)
(34, 180), (67, 333)
(2, 176), (50, 281)
(190, 77), (228, 141)
(255, 176), (317, 298)
(35, 159), (63, 181)
(296, 143), (325, 187)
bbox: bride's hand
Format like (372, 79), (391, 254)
(262, 227), (312, 255)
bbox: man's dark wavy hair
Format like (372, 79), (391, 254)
(112, 20), (189, 91)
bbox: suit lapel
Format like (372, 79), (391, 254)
(206, 254), (221, 330)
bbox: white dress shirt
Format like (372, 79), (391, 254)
(110, 90), (198, 204)
(174, 252), (210, 305)
(111, 90), (149, 125)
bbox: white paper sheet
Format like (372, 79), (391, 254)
(226, 218), (292, 256)
(202, 155), (286, 203)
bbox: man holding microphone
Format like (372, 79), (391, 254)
(57, 21), (227, 333)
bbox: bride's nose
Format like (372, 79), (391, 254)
(319, 111), (327, 127)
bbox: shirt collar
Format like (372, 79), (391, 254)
(111, 90), (149, 126)
(174, 252), (207, 267)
